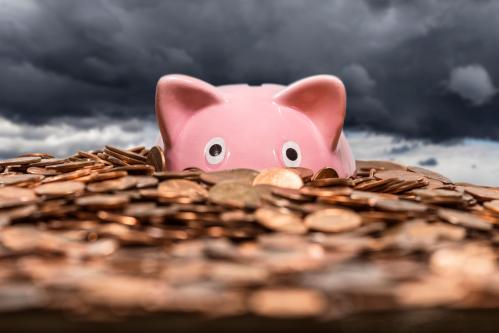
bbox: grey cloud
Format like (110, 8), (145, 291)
(0, 0), (499, 141)
(447, 64), (497, 106)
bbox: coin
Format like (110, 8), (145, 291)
(0, 174), (43, 186)
(75, 194), (130, 209)
(255, 207), (307, 234)
(0, 156), (41, 166)
(312, 167), (339, 180)
(35, 181), (85, 196)
(407, 166), (452, 184)
(484, 200), (499, 214)
(209, 181), (261, 209)
(304, 208), (362, 233)
(146, 146), (167, 172)
(201, 169), (259, 185)
(462, 185), (499, 201)
(375, 170), (425, 182)
(158, 179), (208, 199)
(438, 208), (493, 231)
(0, 187), (38, 208)
(87, 176), (138, 193)
(376, 199), (428, 213)
(248, 288), (327, 317)
(252, 168), (304, 189)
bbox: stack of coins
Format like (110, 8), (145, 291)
(0, 146), (499, 320)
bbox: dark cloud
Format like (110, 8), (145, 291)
(419, 157), (438, 167)
(1, 0), (498, 140)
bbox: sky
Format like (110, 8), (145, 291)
(0, 0), (498, 185)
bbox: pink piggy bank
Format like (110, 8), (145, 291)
(155, 74), (356, 177)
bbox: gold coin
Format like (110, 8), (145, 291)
(252, 168), (304, 189)
(304, 208), (362, 233)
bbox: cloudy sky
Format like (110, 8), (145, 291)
(0, 0), (498, 185)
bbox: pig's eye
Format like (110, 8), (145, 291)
(205, 137), (226, 165)
(281, 141), (301, 167)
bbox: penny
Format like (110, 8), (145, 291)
(304, 208), (362, 233)
(407, 166), (452, 184)
(105, 145), (147, 162)
(75, 194), (130, 209)
(46, 160), (95, 172)
(87, 176), (138, 193)
(484, 200), (499, 214)
(158, 179), (208, 199)
(0, 187), (38, 208)
(438, 208), (493, 231)
(255, 207), (307, 234)
(0, 174), (43, 186)
(312, 167), (339, 180)
(201, 169), (259, 185)
(248, 288), (327, 317)
(0, 156), (41, 166)
(356, 160), (406, 171)
(209, 181), (261, 209)
(35, 181), (85, 197)
(375, 170), (425, 182)
(146, 146), (167, 172)
(375, 199), (428, 213)
(252, 168), (304, 189)
(462, 185), (499, 201)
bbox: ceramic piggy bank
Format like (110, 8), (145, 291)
(155, 74), (356, 177)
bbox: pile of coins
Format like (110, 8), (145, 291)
(1, 146), (499, 320)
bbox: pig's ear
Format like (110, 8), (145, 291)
(274, 75), (346, 150)
(156, 74), (225, 148)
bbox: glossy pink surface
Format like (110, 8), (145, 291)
(155, 74), (356, 177)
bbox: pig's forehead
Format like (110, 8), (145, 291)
(216, 84), (285, 100)
(182, 101), (320, 142)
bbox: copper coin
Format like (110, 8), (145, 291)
(375, 199), (428, 213)
(484, 200), (499, 214)
(253, 168), (304, 189)
(86, 176), (138, 193)
(105, 145), (147, 162)
(158, 179), (208, 199)
(35, 181), (85, 196)
(248, 288), (327, 318)
(408, 166), (452, 184)
(201, 168), (259, 185)
(0, 187), (38, 208)
(0, 174), (43, 186)
(209, 181), (261, 209)
(438, 208), (492, 231)
(375, 170), (424, 182)
(462, 186), (499, 201)
(76, 194), (130, 209)
(312, 167), (339, 180)
(304, 208), (362, 233)
(0, 156), (41, 166)
(146, 146), (167, 172)
(255, 207), (307, 234)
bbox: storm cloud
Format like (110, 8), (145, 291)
(1, 0), (499, 140)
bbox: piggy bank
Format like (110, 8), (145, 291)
(155, 74), (356, 177)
